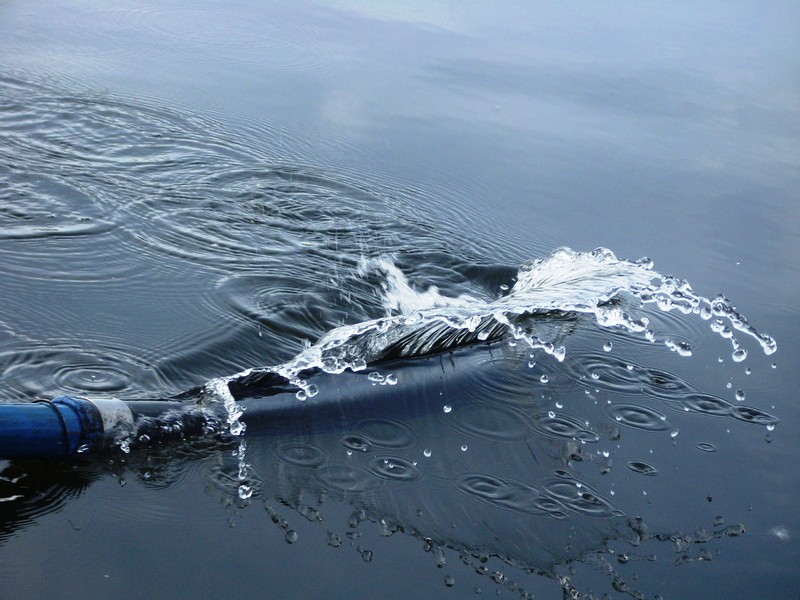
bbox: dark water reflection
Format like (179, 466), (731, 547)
(1, 1), (799, 598)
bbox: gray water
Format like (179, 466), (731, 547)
(1, 1), (798, 598)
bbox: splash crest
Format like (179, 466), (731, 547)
(208, 247), (776, 403)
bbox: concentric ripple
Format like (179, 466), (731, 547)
(0, 343), (168, 401)
(367, 456), (420, 481)
(530, 411), (600, 443)
(274, 442), (328, 468)
(605, 403), (672, 432)
(457, 473), (548, 515)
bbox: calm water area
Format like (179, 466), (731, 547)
(1, 1), (798, 598)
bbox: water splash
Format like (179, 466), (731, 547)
(204, 247), (776, 413)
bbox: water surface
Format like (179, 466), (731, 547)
(1, 1), (798, 598)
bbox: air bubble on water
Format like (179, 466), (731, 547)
(285, 530), (298, 544)
(603, 341), (613, 352)
(444, 575), (455, 587)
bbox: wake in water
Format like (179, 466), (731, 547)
(205, 247), (776, 410)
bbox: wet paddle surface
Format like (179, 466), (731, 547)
(1, 2), (799, 598)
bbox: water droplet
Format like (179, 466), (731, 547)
(285, 530), (298, 544)
(732, 348), (747, 362)
(423, 448), (432, 458)
(295, 390), (307, 401)
(326, 530), (342, 548)
(735, 389), (745, 402)
(766, 423), (775, 432)
(444, 575), (455, 587)
(238, 484), (253, 500)
(603, 341), (613, 352)
(443, 404), (452, 414)
(670, 429), (679, 439)
(540, 374), (549, 384)
(384, 373), (398, 385)
(361, 549), (373, 562)
(555, 401), (563, 409)
(745, 367), (751, 375)
(460, 444), (468, 452)
(548, 411), (556, 419)
(771, 363), (777, 369)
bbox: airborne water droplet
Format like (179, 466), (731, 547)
(443, 404), (452, 414)
(540, 374), (549, 384)
(732, 349), (747, 362)
(735, 389), (745, 402)
(603, 341), (613, 352)
(423, 448), (432, 458)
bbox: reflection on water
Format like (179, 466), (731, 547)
(0, 9), (798, 593)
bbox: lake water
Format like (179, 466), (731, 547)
(1, 1), (798, 598)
